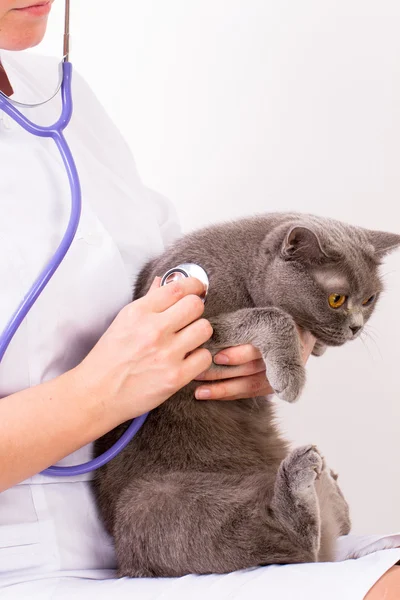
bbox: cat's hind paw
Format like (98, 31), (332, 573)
(282, 445), (323, 491)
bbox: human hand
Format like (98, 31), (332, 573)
(194, 328), (316, 400)
(73, 277), (213, 425)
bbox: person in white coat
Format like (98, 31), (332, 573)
(0, 2), (399, 599)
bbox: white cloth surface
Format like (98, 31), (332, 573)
(0, 51), (399, 599)
(1, 538), (400, 600)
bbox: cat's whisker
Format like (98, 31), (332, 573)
(358, 333), (375, 360)
(364, 328), (379, 340)
(379, 269), (396, 280)
(363, 324), (380, 342)
(365, 333), (379, 347)
(360, 329), (382, 359)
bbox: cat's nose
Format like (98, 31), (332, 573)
(350, 325), (361, 336)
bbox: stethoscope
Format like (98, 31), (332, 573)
(0, 1), (209, 476)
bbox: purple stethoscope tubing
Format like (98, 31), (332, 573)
(0, 62), (148, 476)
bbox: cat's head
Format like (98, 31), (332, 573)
(259, 217), (400, 346)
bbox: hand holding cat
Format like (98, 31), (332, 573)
(75, 276), (213, 424)
(194, 328), (316, 401)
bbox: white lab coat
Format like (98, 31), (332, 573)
(0, 51), (399, 600)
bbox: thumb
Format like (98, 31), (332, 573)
(147, 276), (162, 293)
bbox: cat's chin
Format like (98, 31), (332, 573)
(325, 339), (347, 347)
(322, 330), (363, 346)
(312, 333), (348, 347)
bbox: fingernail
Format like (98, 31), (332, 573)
(195, 388), (211, 399)
(214, 353), (229, 365)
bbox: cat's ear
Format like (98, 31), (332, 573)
(281, 226), (329, 262)
(367, 230), (400, 257)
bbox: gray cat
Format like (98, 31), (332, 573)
(93, 212), (400, 577)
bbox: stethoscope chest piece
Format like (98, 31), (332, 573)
(161, 263), (209, 302)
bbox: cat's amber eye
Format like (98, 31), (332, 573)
(328, 293), (347, 309)
(362, 295), (376, 307)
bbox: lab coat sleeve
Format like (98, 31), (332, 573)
(144, 187), (182, 249)
(69, 68), (182, 251)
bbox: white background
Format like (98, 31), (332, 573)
(34, 0), (400, 535)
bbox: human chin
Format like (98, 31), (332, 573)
(0, 17), (49, 50)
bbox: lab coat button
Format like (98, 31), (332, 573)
(0, 113), (12, 131)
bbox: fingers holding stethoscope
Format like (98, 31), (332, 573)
(162, 315), (213, 389)
(174, 318), (214, 356)
(142, 274), (213, 373)
(143, 275), (207, 313)
(144, 274), (213, 355)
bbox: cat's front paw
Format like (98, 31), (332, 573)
(266, 361), (306, 402)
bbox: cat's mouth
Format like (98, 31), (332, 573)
(296, 318), (351, 346)
(311, 326), (357, 347)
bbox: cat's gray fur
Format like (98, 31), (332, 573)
(93, 212), (400, 577)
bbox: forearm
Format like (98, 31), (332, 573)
(0, 277), (212, 492)
(0, 368), (113, 491)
